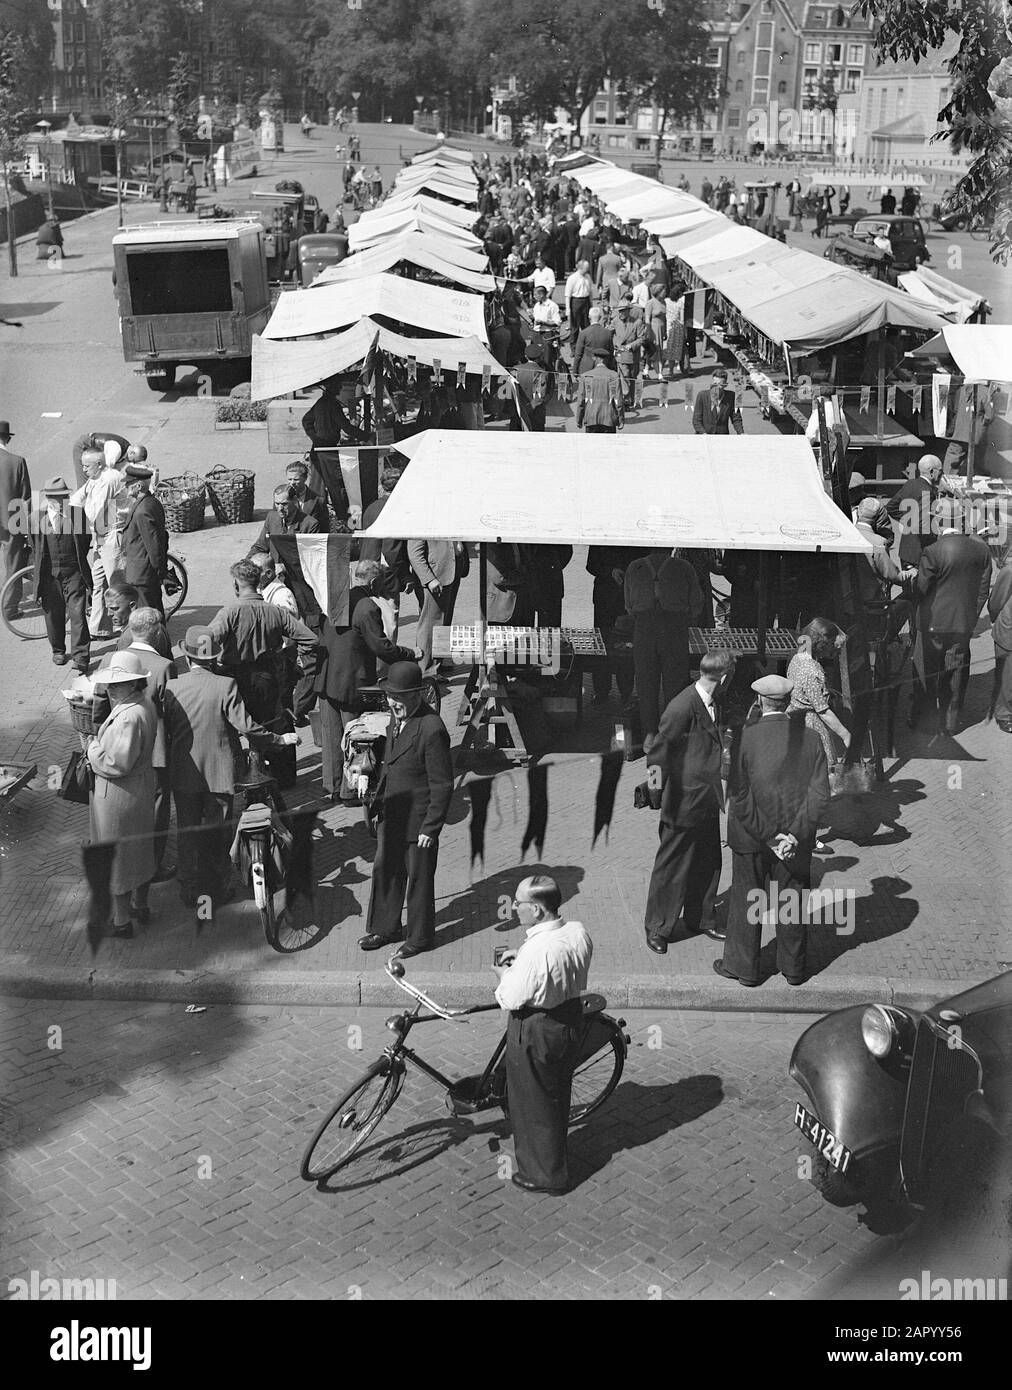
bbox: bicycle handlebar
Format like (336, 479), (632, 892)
(385, 956), (481, 1022)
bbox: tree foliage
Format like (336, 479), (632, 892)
(0, 0), (52, 110)
(856, 0), (1012, 263)
(630, 3), (717, 157)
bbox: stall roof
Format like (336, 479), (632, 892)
(411, 143), (475, 165)
(348, 210), (484, 251)
(387, 178), (478, 208)
(360, 431), (872, 552)
(907, 325), (1012, 382)
(396, 161), (477, 189)
(262, 271), (488, 343)
(314, 235), (497, 293)
(897, 265), (989, 323)
(381, 188), (478, 221)
(251, 322), (507, 401)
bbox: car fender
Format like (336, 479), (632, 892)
(790, 1005), (912, 1160)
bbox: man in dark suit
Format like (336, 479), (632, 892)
(571, 307), (614, 375)
(358, 661), (454, 958)
(716, 675), (830, 987)
(284, 459), (331, 533)
(0, 419), (31, 622)
(163, 625), (292, 917)
(576, 348), (624, 433)
(31, 475), (92, 671)
(249, 485), (325, 717)
(529, 544), (573, 628)
(407, 535), (469, 671)
(301, 378), (367, 456)
(119, 463), (168, 614)
(644, 650), (736, 952)
(692, 367), (744, 435)
(913, 502), (992, 733)
(359, 463), (413, 607)
(885, 453), (943, 568)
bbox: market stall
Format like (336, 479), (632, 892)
(261, 270), (489, 343)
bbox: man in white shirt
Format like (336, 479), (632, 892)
(68, 445), (126, 637)
(493, 875), (592, 1194)
(529, 253), (556, 295)
(531, 283), (561, 331)
(805, 383), (851, 454)
(564, 259), (594, 350)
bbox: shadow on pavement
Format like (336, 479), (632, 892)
(311, 1112), (507, 1195)
(796, 875), (920, 981)
(433, 862), (585, 949)
(568, 1074), (724, 1186)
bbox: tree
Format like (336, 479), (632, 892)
(307, 0), (465, 122)
(856, 0), (1012, 263)
(629, 4), (717, 162)
(0, 29), (30, 277)
(0, 0), (53, 110)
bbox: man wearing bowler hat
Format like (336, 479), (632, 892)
(0, 419), (31, 623)
(715, 674), (829, 987)
(358, 661), (453, 958)
(31, 475), (92, 671)
(120, 462), (169, 614)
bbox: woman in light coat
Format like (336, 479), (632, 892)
(86, 651), (157, 937)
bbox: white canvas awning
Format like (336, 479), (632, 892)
(314, 234), (496, 292)
(348, 212), (484, 251)
(412, 144), (475, 165)
(360, 431), (873, 552)
(396, 162), (477, 190)
(262, 271), (488, 343)
(897, 265), (989, 323)
(250, 323), (507, 400)
(907, 325), (1012, 382)
(380, 189), (478, 222)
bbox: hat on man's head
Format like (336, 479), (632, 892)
(0, 421), (13, 437)
(524, 342), (545, 362)
(381, 660), (424, 694)
(104, 440), (123, 468)
(94, 651), (151, 687)
(123, 463), (154, 480)
(711, 367), (729, 380)
(591, 344), (612, 358)
(42, 475), (71, 497)
(751, 674), (794, 698)
(181, 626), (223, 662)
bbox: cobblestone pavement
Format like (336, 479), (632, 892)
(0, 998), (947, 1301)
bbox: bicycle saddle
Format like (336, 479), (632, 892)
(580, 993), (608, 1015)
(237, 803), (274, 832)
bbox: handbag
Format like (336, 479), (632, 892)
(58, 749), (94, 805)
(828, 758), (876, 796)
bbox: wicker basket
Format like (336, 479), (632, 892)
(204, 464), (255, 525)
(68, 697), (101, 735)
(156, 473), (206, 533)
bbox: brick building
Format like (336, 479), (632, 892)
(857, 39), (959, 165)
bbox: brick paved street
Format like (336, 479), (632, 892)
(0, 998), (946, 1301)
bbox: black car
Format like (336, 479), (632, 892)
(790, 971), (1012, 1224)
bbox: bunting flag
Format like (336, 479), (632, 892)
(269, 532), (353, 626)
(859, 386), (872, 414)
(759, 384), (770, 413)
(520, 762), (548, 860)
(467, 778), (493, 869)
(912, 384), (924, 413)
(407, 355), (417, 383)
(659, 381), (669, 408)
(481, 363), (491, 392)
(83, 843), (116, 957)
(634, 374), (645, 408)
(312, 446), (388, 519)
(684, 382), (695, 409)
(457, 361), (467, 388)
(592, 750), (624, 848)
(886, 386), (897, 414)
(932, 373), (951, 435)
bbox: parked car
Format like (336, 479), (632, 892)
(850, 214), (930, 270)
(790, 971), (1012, 1225)
(822, 234), (898, 284)
(297, 233), (348, 287)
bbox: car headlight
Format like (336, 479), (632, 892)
(861, 1005), (898, 1058)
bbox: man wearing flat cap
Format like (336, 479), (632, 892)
(358, 661), (453, 958)
(511, 341), (550, 432)
(715, 674), (829, 987)
(31, 476), (92, 671)
(576, 347), (624, 433)
(692, 367), (744, 436)
(120, 462), (169, 615)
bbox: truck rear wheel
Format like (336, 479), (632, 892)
(145, 365), (176, 392)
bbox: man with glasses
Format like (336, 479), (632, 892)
(492, 875), (593, 1194)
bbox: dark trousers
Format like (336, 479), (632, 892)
(174, 789), (233, 900)
(41, 570), (90, 663)
(644, 813), (722, 938)
(365, 824), (438, 948)
(153, 767), (171, 872)
(993, 646), (1012, 722)
(723, 848), (810, 984)
(506, 1000), (583, 1190)
(319, 697), (351, 796)
(133, 577), (164, 616)
(584, 425), (616, 434)
(414, 577), (460, 670)
(592, 578), (634, 700)
(534, 595), (562, 627)
(568, 297), (590, 348)
(918, 627), (972, 724)
(293, 614), (322, 718)
(1, 536), (29, 619)
(632, 612), (690, 737)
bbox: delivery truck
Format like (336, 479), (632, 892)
(112, 219), (271, 392)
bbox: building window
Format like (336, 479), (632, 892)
(847, 43), (865, 64)
(827, 43), (842, 63)
(594, 99), (607, 118)
(706, 46), (721, 65)
(778, 80), (787, 94)
(896, 86), (905, 111)
(845, 69), (861, 92)
(939, 85), (949, 106)
(803, 67), (818, 85)
(737, 51), (746, 65)
(804, 42), (821, 63)
(809, 9), (826, 25)
(614, 110), (627, 125)
(879, 89), (887, 123)
(734, 79), (744, 93)
(727, 108), (742, 129)
(761, 0), (773, 11)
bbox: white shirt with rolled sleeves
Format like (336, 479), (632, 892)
(69, 466), (126, 542)
(494, 918), (593, 1012)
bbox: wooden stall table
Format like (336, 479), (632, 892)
(432, 624), (606, 765)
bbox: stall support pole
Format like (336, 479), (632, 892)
(966, 383), (978, 491)
(756, 551), (769, 668)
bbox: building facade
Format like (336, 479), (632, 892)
(857, 39), (959, 165)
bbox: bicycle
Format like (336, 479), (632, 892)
(233, 730), (326, 954)
(1, 551), (188, 641)
(300, 956), (629, 1182)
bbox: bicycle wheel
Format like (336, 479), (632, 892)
(569, 1020), (625, 1124)
(249, 835), (281, 948)
(162, 553), (188, 621)
(0, 566), (48, 640)
(300, 1058), (401, 1181)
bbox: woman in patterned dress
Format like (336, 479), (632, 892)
(787, 617), (851, 765)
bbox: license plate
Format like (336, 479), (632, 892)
(794, 1102), (853, 1174)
